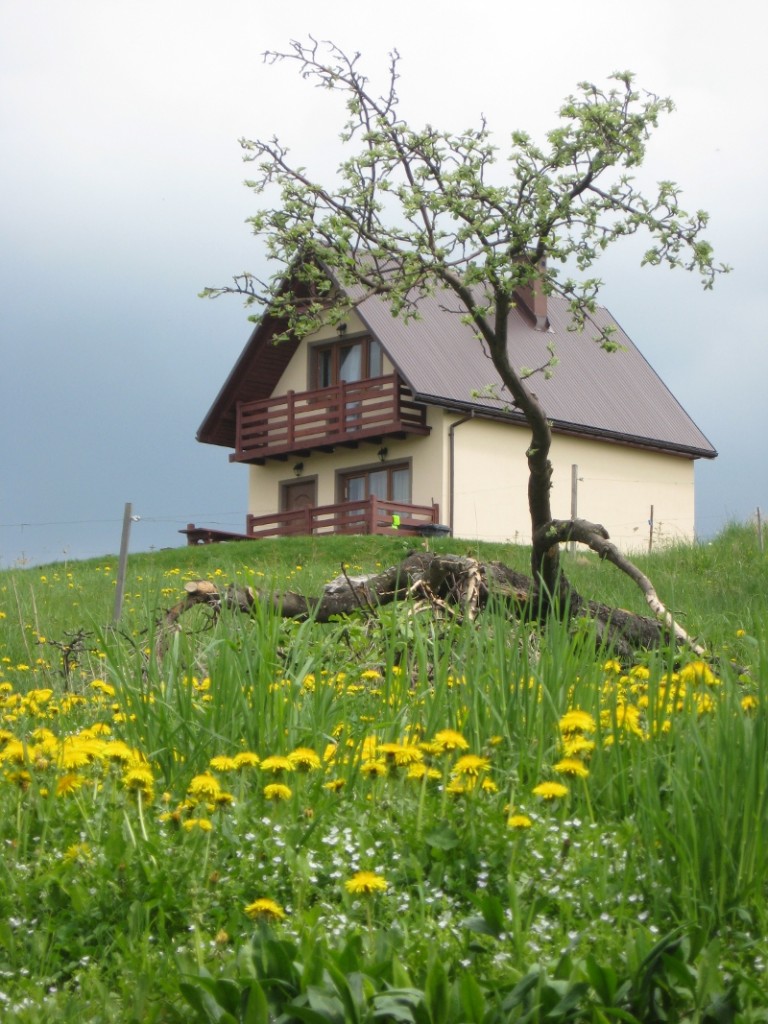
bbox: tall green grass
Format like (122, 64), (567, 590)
(0, 524), (766, 1020)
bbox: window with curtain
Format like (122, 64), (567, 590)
(340, 463), (411, 503)
(311, 337), (383, 388)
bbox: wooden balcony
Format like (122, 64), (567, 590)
(231, 374), (429, 464)
(246, 496), (442, 539)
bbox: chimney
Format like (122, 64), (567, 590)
(513, 258), (549, 331)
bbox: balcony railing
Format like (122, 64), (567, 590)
(246, 496), (441, 539)
(231, 374), (429, 463)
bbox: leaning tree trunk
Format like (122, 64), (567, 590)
(485, 293), (565, 605)
(439, 276), (567, 606)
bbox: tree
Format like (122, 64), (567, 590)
(205, 39), (728, 643)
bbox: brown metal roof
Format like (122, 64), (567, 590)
(355, 287), (716, 458)
(198, 278), (716, 460)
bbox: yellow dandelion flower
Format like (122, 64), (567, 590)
(406, 763), (440, 781)
(63, 842), (93, 863)
(345, 871), (388, 895)
(182, 818), (213, 832)
(287, 747), (321, 772)
(263, 783), (292, 801)
(0, 740), (28, 765)
(415, 742), (439, 759)
(507, 814), (533, 830)
(260, 755), (294, 775)
(376, 742), (405, 762)
(736, 628), (746, 638)
(233, 751), (260, 769)
(102, 740), (141, 764)
(433, 729), (469, 752)
(244, 897), (286, 921)
(604, 704), (645, 736)
(679, 660), (718, 686)
(558, 710), (596, 735)
(56, 745), (95, 770)
(553, 757), (590, 779)
(5, 769), (31, 789)
(123, 766), (155, 794)
(532, 781), (569, 801)
(452, 754), (490, 778)
(56, 773), (87, 797)
(355, 736), (376, 762)
(361, 759), (388, 778)
(741, 695), (759, 712)
(393, 745), (423, 767)
(187, 773), (222, 801)
(697, 693), (715, 715)
(27, 688), (53, 704)
(561, 736), (595, 759)
(323, 777), (346, 792)
(209, 755), (238, 772)
(90, 679), (116, 697)
(445, 778), (467, 795)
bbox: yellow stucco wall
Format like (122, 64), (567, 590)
(450, 418), (696, 551)
(274, 310), (387, 394)
(247, 406), (445, 516)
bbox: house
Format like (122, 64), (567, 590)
(193, 271), (716, 552)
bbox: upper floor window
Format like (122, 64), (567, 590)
(312, 336), (383, 389)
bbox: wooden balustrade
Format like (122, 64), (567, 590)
(231, 375), (429, 463)
(246, 496), (440, 539)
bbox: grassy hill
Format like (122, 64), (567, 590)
(0, 525), (766, 1021)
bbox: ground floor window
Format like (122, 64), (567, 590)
(340, 463), (411, 503)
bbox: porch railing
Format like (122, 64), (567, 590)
(246, 496), (440, 538)
(232, 374), (429, 463)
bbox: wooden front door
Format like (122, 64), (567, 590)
(281, 479), (317, 512)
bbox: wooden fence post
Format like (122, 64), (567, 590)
(113, 502), (133, 624)
(569, 465), (578, 553)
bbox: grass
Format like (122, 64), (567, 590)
(0, 523), (767, 1022)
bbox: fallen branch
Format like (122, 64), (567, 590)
(533, 518), (707, 659)
(157, 548), (668, 661)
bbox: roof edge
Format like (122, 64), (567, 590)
(413, 393), (717, 460)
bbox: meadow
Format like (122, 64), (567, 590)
(0, 524), (767, 1022)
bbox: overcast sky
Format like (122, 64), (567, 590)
(2, 0), (766, 568)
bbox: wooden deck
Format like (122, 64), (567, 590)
(181, 497), (443, 544)
(231, 374), (430, 464)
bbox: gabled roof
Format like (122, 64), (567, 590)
(198, 277), (717, 460)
